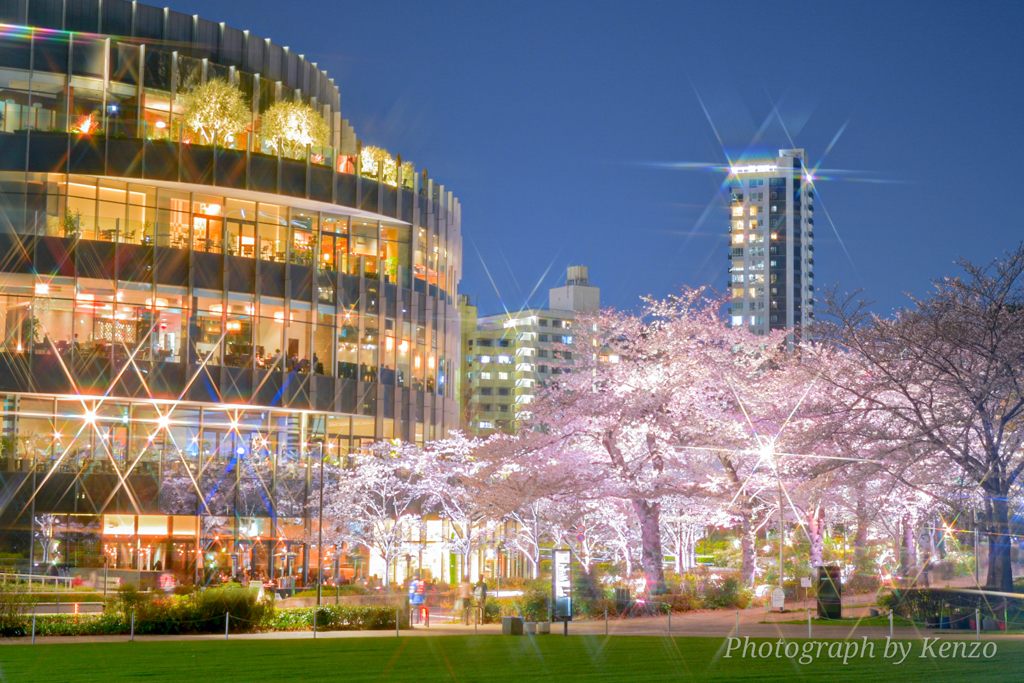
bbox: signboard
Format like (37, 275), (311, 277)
(552, 548), (572, 621)
(770, 586), (785, 611)
(800, 577), (812, 588)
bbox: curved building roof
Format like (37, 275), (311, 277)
(0, 0), (339, 110)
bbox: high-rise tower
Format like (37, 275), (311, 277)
(727, 149), (815, 336)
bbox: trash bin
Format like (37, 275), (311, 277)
(614, 587), (630, 613)
(816, 565), (841, 620)
(502, 616), (524, 635)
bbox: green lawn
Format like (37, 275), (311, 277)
(0, 636), (1019, 682)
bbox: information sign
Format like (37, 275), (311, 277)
(552, 548), (572, 620)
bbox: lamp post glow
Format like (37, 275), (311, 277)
(759, 438), (784, 595)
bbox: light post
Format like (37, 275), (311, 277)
(759, 438), (784, 591)
(316, 442), (325, 607)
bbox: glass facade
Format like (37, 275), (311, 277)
(0, 2), (463, 587)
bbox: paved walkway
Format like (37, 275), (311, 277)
(7, 606), (1023, 646)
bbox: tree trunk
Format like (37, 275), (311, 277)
(807, 506), (824, 568)
(985, 493), (1014, 592)
(739, 506), (755, 586)
(631, 497), (666, 593)
(853, 492), (869, 572)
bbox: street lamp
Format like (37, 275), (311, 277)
(759, 438), (784, 591)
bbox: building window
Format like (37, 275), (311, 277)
(479, 355), (491, 363)
(498, 372), (509, 380)
(539, 334), (549, 342)
(561, 335), (573, 344)
(480, 387), (493, 396)
(538, 349), (549, 358)
(498, 388), (510, 396)
(477, 339), (492, 347)
(732, 206), (744, 217)
(498, 405), (509, 412)
(497, 355), (511, 364)
(479, 421), (494, 429)
(499, 339), (510, 347)
(749, 206), (758, 216)
(480, 372), (491, 380)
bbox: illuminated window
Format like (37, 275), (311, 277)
(731, 288), (744, 299)
(731, 315), (744, 326)
(749, 206), (758, 216)
(732, 234), (745, 244)
(750, 220), (758, 229)
(734, 220), (745, 231)
(479, 355), (491, 363)
(498, 372), (509, 380)
(480, 372), (491, 380)
(732, 206), (744, 217)
(479, 421), (494, 429)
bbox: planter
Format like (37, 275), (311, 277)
(982, 618), (998, 631)
(537, 621), (550, 635)
(525, 621), (537, 635)
(501, 616), (524, 636)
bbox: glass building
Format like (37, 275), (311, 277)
(726, 149), (814, 337)
(0, 0), (462, 586)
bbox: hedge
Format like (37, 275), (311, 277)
(271, 605), (409, 631)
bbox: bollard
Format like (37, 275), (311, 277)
(889, 611), (893, 638)
(667, 608), (671, 634)
(808, 610), (811, 639)
(474, 607), (478, 636)
(31, 614), (35, 645)
(131, 612), (135, 642)
(313, 610), (317, 639)
(605, 609), (608, 636)
(735, 610), (739, 636)
(225, 612), (229, 640)
(396, 608), (399, 637)
(976, 609), (980, 641)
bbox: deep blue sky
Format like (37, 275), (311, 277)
(176, 0), (1022, 316)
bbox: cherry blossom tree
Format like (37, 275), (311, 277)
(320, 442), (421, 586)
(815, 245), (1024, 590)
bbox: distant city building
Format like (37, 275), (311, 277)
(727, 149), (815, 336)
(459, 266), (599, 434)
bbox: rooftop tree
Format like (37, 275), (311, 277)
(178, 78), (250, 146)
(260, 100), (331, 160)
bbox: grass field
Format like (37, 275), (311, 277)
(0, 636), (1019, 682)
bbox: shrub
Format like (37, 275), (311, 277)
(702, 576), (751, 610)
(0, 585), (28, 637)
(844, 574), (882, 595)
(271, 605), (407, 631)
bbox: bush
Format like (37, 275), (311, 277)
(488, 588), (551, 622)
(879, 588), (1024, 620)
(702, 576), (751, 610)
(0, 585), (28, 637)
(844, 574), (882, 595)
(102, 585), (272, 635)
(271, 605), (407, 631)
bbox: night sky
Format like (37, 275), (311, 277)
(173, 0), (1022, 317)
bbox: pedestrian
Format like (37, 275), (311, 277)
(474, 575), (488, 622)
(458, 577), (475, 624)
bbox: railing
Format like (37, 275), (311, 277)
(0, 572), (73, 590)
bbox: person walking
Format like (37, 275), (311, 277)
(474, 575), (488, 623)
(457, 578), (473, 624)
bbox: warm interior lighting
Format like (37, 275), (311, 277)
(157, 415), (171, 430)
(154, 120), (167, 129)
(83, 410), (97, 425)
(34, 283), (49, 295)
(226, 321), (242, 332)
